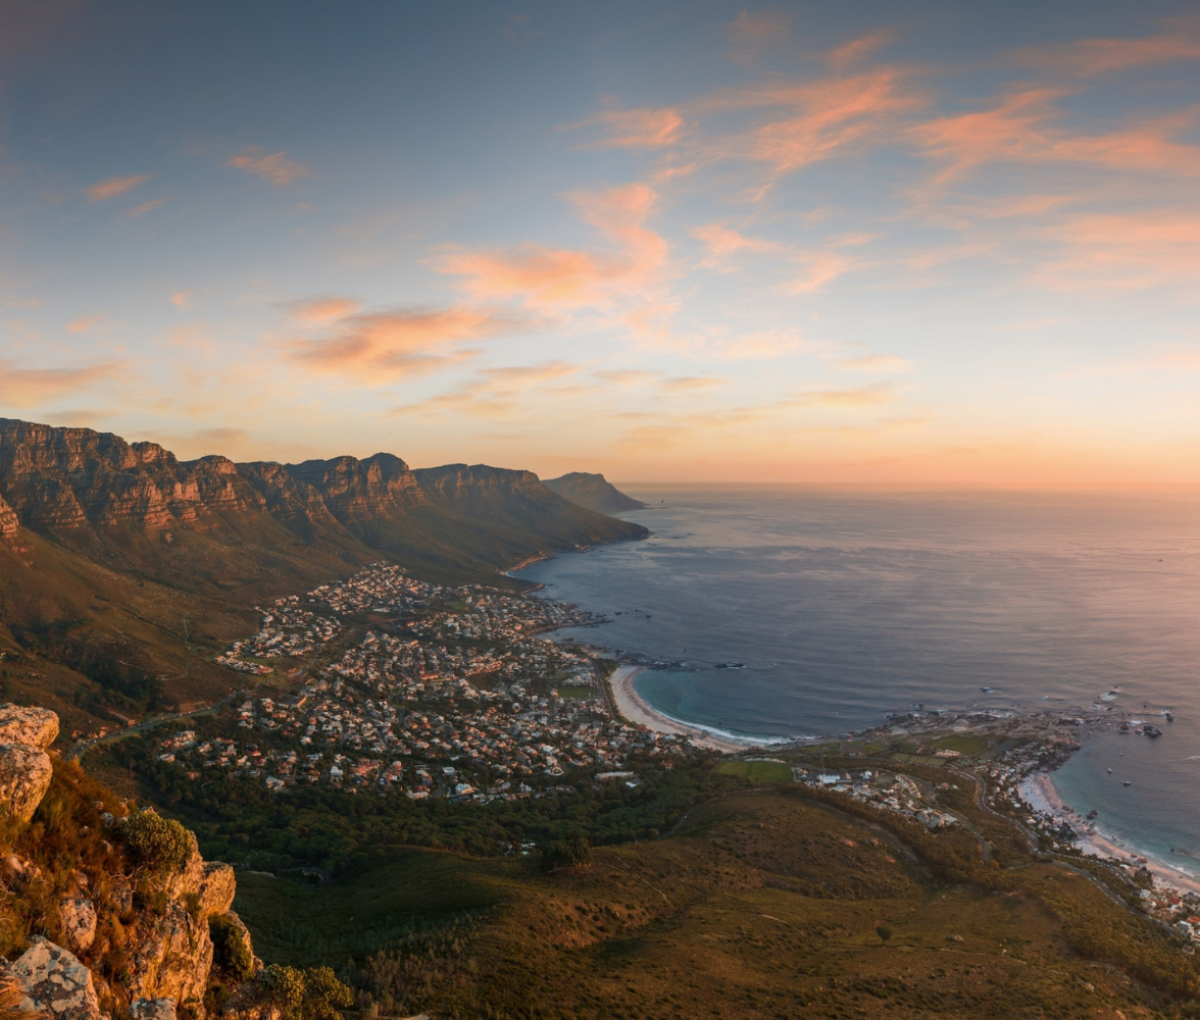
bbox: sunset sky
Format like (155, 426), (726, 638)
(2, 1), (1200, 484)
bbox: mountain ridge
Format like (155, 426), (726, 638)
(542, 471), (645, 514)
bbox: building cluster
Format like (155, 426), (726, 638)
(795, 765), (960, 830)
(176, 564), (699, 800)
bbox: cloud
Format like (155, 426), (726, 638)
(226, 148), (310, 186)
(127, 197), (166, 218)
(501, 12), (543, 46)
(791, 383), (894, 408)
(790, 251), (861, 293)
(85, 174), (152, 201)
(660, 376), (726, 393)
(723, 10), (795, 64)
(0, 360), (116, 408)
(289, 297), (363, 326)
(392, 361), (580, 418)
(566, 106), (683, 148)
(438, 183), (667, 312)
(286, 303), (523, 382)
(594, 369), (661, 387)
(912, 89), (1200, 183)
(692, 223), (787, 269)
(707, 70), (924, 177)
(829, 29), (896, 71)
(170, 291), (192, 310)
(67, 313), (102, 333)
(1012, 27), (1200, 76)
(836, 353), (912, 374)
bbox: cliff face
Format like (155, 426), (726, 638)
(0, 420), (646, 582)
(0, 706), (260, 1020)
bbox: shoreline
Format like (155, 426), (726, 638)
(606, 665), (769, 755)
(1019, 769), (1200, 897)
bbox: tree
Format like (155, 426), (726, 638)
(540, 834), (592, 873)
(210, 915), (255, 982)
(875, 925), (893, 945)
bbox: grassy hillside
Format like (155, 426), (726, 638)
(232, 789), (1193, 1019)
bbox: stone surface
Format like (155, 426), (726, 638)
(220, 912), (263, 974)
(127, 901), (214, 1004)
(8, 937), (102, 1020)
(0, 742), (53, 822)
(110, 877), (134, 915)
(0, 704), (59, 750)
(131, 998), (177, 1020)
(58, 898), (97, 953)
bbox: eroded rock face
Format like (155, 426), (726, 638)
(59, 898), (98, 953)
(0, 704), (60, 749)
(0, 742), (53, 821)
(7, 937), (102, 1020)
(0, 488), (17, 539)
(127, 901), (214, 1004)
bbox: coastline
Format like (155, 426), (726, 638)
(606, 664), (758, 755)
(1020, 769), (1200, 897)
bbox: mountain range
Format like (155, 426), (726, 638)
(0, 418), (646, 726)
(543, 472), (646, 514)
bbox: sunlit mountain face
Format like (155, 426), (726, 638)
(1, 0), (1198, 485)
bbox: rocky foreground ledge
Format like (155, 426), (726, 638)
(0, 705), (288, 1020)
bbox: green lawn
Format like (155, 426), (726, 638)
(556, 684), (595, 699)
(931, 734), (990, 755)
(715, 760), (793, 784)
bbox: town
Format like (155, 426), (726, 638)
(158, 563), (700, 802)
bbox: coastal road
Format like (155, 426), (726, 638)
(66, 692), (239, 760)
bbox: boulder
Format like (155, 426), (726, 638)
(196, 862), (237, 917)
(58, 898), (98, 953)
(0, 704), (59, 749)
(7, 936), (102, 1020)
(0, 742), (53, 822)
(131, 998), (177, 1020)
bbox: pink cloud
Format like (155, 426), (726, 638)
(1013, 27), (1200, 76)
(226, 148), (310, 186)
(566, 107), (684, 148)
(85, 174), (152, 201)
(0, 360), (116, 408)
(1035, 210), (1200, 290)
(286, 303), (522, 382)
(829, 29), (896, 71)
(439, 183), (668, 312)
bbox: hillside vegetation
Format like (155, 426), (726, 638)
(232, 789), (1197, 1019)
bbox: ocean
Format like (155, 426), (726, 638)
(515, 487), (1200, 877)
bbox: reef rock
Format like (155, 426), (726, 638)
(58, 898), (98, 953)
(0, 704), (59, 749)
(0, 742), (53, 822)
(7, 936), (102, 1020)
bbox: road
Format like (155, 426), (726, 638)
(66, 692), (239, 760)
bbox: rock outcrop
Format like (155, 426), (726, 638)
(6, 937), (102, 1020)
(0, 703), (61, 749)
(131, 998), (177, 1020)
(58, 898), (98, 953)
(543, 471), (646, 514)
(127, 900), (214, 1004)
(0, 742), (53, 821)
(0, 487), (18, 539)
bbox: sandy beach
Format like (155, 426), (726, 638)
(1020, 771), (1200, 897)
(607, 665), (749, 754)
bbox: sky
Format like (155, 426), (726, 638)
(2, 1), (1200, 485)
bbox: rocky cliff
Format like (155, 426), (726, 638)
(0, 706), (272, 1020)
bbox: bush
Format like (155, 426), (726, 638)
(257, 964), (353, 1020)
(540, 835), (592, 873)
(121, 810), (192, 875)
(210, 915), (255, 983)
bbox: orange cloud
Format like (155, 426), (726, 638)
(791, 383), (894, 408)
(790, 251), (860, 293)
(67, 313), (102, 333)
(393, 361), (581, 418)
(709, 70), (923, 176)
(439, 183), (667, 311)
(723, 10), (795, 64)
(127, 197), (166, 217)
(289, 297), (363, 326)
(1013, 28), (1200, 76)
(170, 291), (192, 310)
(1035, 210), (1200, 289)
(913, 90), (1200, 182)
(567, 107), (683, 148)
(85, 174), (152, 201)
(226, 148), (309, 186)
(286, 304), (522, 382)
(692, 223), (786, 269)
(837, 353), (912, 374)
(0, 361), (116, 408)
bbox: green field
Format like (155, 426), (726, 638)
(556, 684), (595, 699)
(931, 733), (991, 755)
(715, 759), (793, 783)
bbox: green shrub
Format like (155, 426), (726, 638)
(121, 810), (192, 875)
(540, 835), (592, 873)
(257, 965), (352, 1020)
(210, 915), (255, 983)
